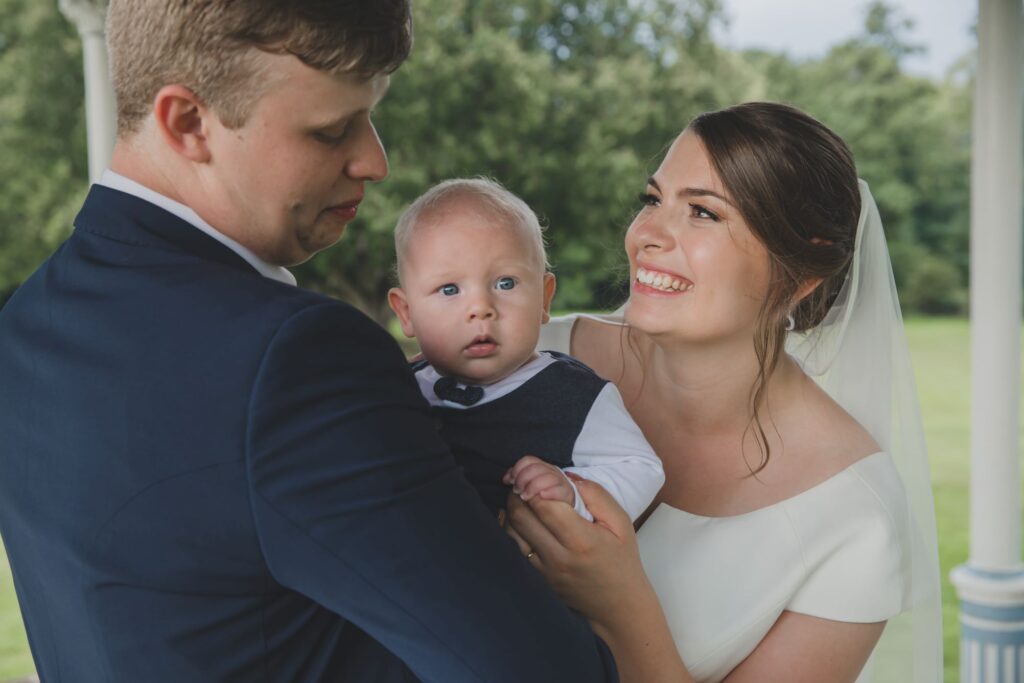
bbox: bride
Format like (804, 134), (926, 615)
(506, 102), (942, 682)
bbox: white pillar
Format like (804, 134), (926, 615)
(950, 0), (1024, 681)
(965, 0), (1024, 573)
(59, 0), (115, 184)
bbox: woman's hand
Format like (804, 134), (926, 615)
(505, 478), (692, 683)
(504, 476), (648, 625)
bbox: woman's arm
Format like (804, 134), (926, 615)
(505, 479), (691, 683)
(723, 611), (884, 683)
(588, 584), (693, 683)
(507, 478), (884, 683)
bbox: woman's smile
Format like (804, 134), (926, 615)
(634, 266), (695, 295)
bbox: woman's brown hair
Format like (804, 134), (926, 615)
(669, 102), (861, 473)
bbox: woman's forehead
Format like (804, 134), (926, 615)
(657, 132), (722, 189)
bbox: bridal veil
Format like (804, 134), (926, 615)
(786, 180), (943, 682)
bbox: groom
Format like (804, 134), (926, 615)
(0, 2), (617, 681)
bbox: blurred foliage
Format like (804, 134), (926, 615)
(0, 0), (89, 302)
(904, 251), (968, 315)
(0, 0), (973, 321)
(739, 2), (972, 314)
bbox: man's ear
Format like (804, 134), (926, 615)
(541, 272), (557, 324)
(387, 287), (416, 338)
(152, 85), (213, 163)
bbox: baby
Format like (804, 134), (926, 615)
(388, 178), (664, 521)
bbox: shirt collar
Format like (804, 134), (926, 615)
(416, 352), (557, 409)
(97, 170), (297, 287)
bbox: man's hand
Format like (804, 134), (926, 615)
(503, 455), (575, 506)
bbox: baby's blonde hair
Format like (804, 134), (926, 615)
(394, 178), (550, 283)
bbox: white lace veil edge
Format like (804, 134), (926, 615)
(785, 180), (943, 682)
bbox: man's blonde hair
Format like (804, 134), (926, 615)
(106, 0), (412, 135)
(394, 178), (551, 284)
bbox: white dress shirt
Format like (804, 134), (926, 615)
(97, 170), (296, 286)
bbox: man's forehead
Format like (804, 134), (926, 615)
(259, 53), (390, 114)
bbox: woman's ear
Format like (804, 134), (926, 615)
(151, 85), (213, 163)
(793, 236), (836, 303)
(794, 277), (824, 304)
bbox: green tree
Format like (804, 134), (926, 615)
(0, 0), (973, 320)
(0, 0), (88, 301)
(740, 1), (971, 310)
(296, 0), (742, 319)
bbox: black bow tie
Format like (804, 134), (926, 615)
(433, 376), (485, 406)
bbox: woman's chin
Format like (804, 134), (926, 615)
(624, 300), (678, 335)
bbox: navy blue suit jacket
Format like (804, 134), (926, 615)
(0, 186), (617, 682)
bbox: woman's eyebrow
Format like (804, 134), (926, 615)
(681, 187), (734, 207)
(646, 177), (734, 207)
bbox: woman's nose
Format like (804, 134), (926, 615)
(629, 212), (675, 253)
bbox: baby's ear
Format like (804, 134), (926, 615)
(387, 287), (416, 338)
(541, 272), (557, 324)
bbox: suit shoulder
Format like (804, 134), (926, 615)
(261, 297), (404, 367)
(197, 272), (392, 351)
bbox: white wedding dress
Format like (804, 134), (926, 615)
(535, 181), (942, 682)
(539, 314), (911, 683)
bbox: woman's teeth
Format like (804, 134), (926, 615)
(636, 267), (693, 292)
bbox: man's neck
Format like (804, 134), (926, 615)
(105, 143), (296, 286)
(109, 140), (186, 205)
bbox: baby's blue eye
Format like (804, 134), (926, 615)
(440, 284), (459, 296)
(496, 277), (516, 291)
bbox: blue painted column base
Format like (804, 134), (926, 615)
(951, 565), (1024, 683)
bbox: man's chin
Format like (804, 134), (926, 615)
(289, 225), (347, 264)
(263, 243), (317, 268)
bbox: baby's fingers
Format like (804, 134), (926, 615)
(520, 471), (570, 503)
(511, 462), (554, 496)
(503, 454), (544, 484)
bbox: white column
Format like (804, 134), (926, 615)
(950, 0), (1024, 681)
(59, 0), (115, 184)
(966, 0), (1024, 573)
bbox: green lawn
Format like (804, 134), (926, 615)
(0, 542), (31, 679)
(0, 317), (1017, 680)
(904, 317), (970, 683)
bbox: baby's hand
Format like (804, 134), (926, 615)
(503, 455), (575, 506)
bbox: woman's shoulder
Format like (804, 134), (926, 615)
(782, 452), (912, 621)
(768, 369), (884, 503)
(637, 453), (910, 664)
(783, 451), (908, 529)
(539, 312), (626, 353)
(537, 314), (578, 355)
(539, 311), (632, 382)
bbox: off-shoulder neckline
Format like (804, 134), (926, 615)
(651, 451), (890, 522)
(552, 314), (892, 522)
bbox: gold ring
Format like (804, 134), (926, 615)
(526, 551), (536, 560)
